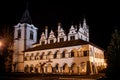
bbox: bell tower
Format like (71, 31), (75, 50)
(13, 7), (38, 72)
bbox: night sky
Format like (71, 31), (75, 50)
(0, 0), (120, 50)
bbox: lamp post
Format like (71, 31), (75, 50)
(0, 38), (4, 56)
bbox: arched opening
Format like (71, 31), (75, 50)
(63, 63), (69, 73)
(35, 64), (40, 73)
(40, 52), (45, 59)
(35, 52), (40, 60)
(30, 64), (34, 73)
(47, 51), (53, 59)
(25, 54), (30, 60)
(81, 62), (86, 73)
(71, 50), (75, 57)
(71, 49), (78, 57)
(24, 65), (30, 73)
(55, 63), (60, 73)
(71, 63), (78, 73)
(30, 53), (35, 60)
(47, 64), (52, 73)
(54, 50), (60, 59)
(62, 51), (65, 58)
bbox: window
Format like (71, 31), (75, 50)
(83, 51), (88, 56)
(41, 41), (45, 45)
(50, 40), (54, 43)
(17, 29), (21, 38)
(62, 51), (65, 58)
(60, 38), (64, 42)
(30, 30), (34, 40)
(71, 51), (75, 57)
(70, 36), (75, 40)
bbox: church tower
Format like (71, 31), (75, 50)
(13, 8), (38, 72)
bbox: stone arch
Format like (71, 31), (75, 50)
(71, 63), (78, 73)
(40, 62), (47, 73)
(35, 64), (40, 73)
(47, 51), (53, 59)
(30, 64), (34, 73)
(25, 54), (30, 60)
(71, 48), (78, 57)
(47, 64), (53, 73)
(40, 52), (45, 59)
(24, 65), (30, 73)
(63, 63), (69, 73)
(30, 53), (35, 60)
(54, 63), (60, 73)
(54, 50), (60, 59)
(80, 62), (86, 73)
(35, 52), (40, 60)
(39, 63), (44, 73)
(62, 49), (68, 58)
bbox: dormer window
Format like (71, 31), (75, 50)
(41, 41), (45, 45)
(17, 29), (21, 38)
(60, 38), (64, 42)
(50, 40), (54, 44)
(30, 30), (34, 40)
(70, 36), (75, 40)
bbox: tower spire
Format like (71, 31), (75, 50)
(20, 2), (32, 24)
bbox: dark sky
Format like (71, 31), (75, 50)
(0, 0), (120, 50)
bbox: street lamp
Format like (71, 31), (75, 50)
(0, 41), (2, 47)
(0, 38), (4, 50)
(0, 40), (3, 55)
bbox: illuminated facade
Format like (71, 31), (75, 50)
(13, 9), (106, 75)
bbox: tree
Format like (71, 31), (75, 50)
(106, 28), (120, 79)
(0, 26), (14, 72)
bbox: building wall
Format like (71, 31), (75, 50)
(13, 23), (38, 72)
(24, 44), (106, 74)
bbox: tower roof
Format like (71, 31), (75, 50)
(20, 8), (32, 24)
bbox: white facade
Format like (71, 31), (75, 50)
(24, 44), (106, 74)
(13, 23), (38, 72)
(13, 9), (106, 74)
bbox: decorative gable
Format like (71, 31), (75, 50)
(48, 30), (56, 44)
(68, 25), (78, 41)
(40, 32), (47, 45)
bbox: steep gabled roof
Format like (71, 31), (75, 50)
(20, 9), (32, 24)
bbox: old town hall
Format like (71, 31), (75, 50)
(12, 8), (106, 75)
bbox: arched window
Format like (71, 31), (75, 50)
(40, 52), (45, 59)
(30, 30), (34, 40)
(54, 51), (57, 59)
(30, 53), (35, 60)
(71, 63), (78, 73)
(63, 63), (69, 73)
(62, 51), (65, 58)
(35, 52), (40, 60)
(81, 62), (86, 72)
(25, 54), (30, 60)
(47, 64), (52, 73)
(55, 63), (60, 73)
(24, 65), (29, 73)
(83, 50), (88, 56)
(30, 64), (34, 73)
(71, 49), (78, 57)
(47, 51), (53, 59)
(35, 64), (40, 73)
(17, 29), (21, 38)
(71, 50), (75, 57)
